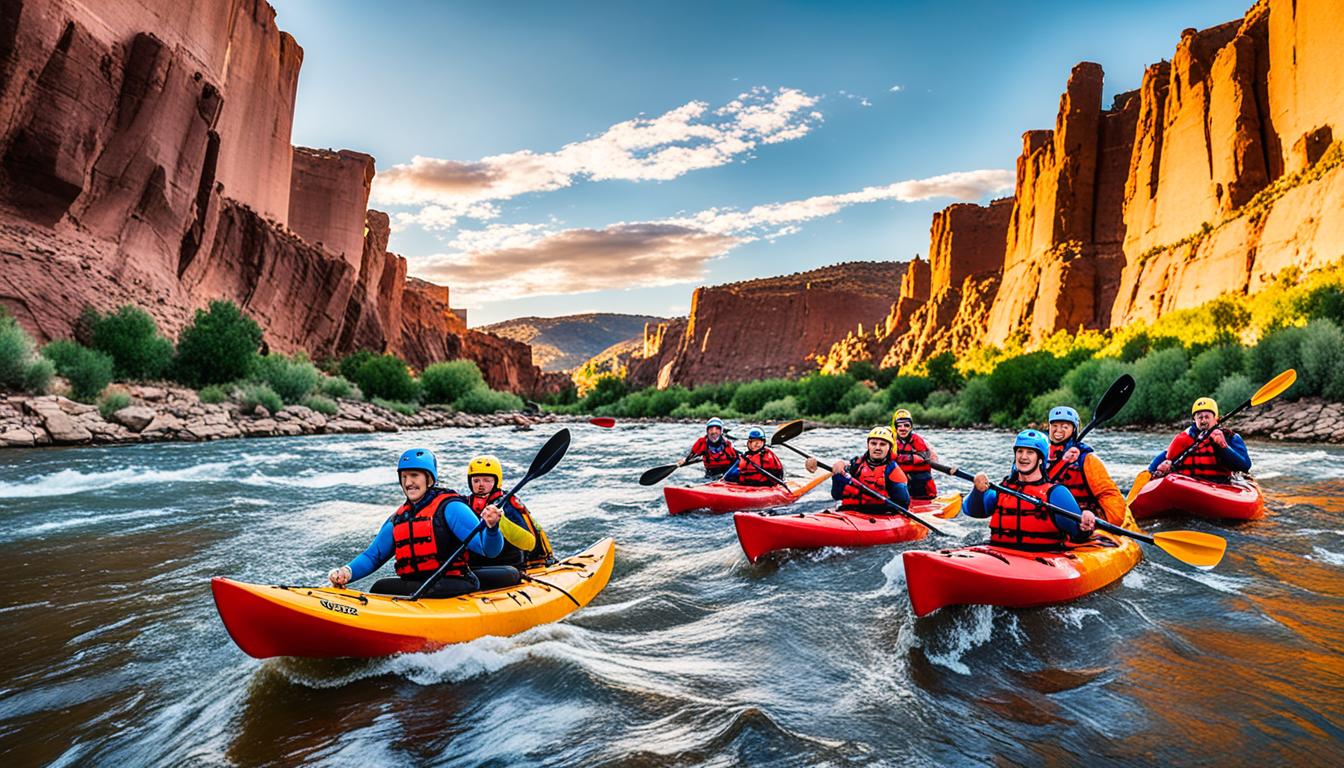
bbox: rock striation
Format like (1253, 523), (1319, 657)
(0, 0), (556, 395)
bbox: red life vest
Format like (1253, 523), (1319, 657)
(467, 490), (552, 567)
(692, 436), (738, 472)
(1048, 443), (1100, 513)
(839, 457), (907, 513)
(988, 475), (1069, 549)
(734, 449), (783, 486)
(1170, 428), (1234, 482)
(894, 433), (936, 499)
(390, 488), (471, 578)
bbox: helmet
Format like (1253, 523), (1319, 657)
(892, 408), (913, 425)
(1191, 397), (1219, 418)
(746, 427), (767, 441)
(706, 417), (724, 430)
(1012, 429), (1049, 460)
(1048, 406), (1080, 430)
(867, 426), (895, 446)
(398, 448), (438, 485)
(467, 454), (504, 488)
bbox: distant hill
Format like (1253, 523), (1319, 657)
(480, 313), (666, 371)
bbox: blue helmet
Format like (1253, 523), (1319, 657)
(706, 417), (725, 431)
(1012, 429), (1049, 461)
(1048, 406), (1080, 431)
(398, 447), (438, 485)
(746, 427), (767, 441)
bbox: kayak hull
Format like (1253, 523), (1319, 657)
(211, 537), (615, 659)
(664, 473), (828, 515)
(1129, 473), (1265, 521)
(902, 523), (1142, 617)
(733, 495), (961, 562)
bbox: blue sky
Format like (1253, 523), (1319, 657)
(274, 0), (1251, 326)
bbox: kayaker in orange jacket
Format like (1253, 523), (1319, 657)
(961, 430), (1097, 550)
(891, 409), (938, 500)
(1045, 405), (1127, 526)
(805, 426), (911, 513)
(1149, 397), (1252, 482)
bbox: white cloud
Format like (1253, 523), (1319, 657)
(889, 85), (904, 92)
(860, 98), (872, 108)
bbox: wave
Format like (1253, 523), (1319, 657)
(0, 461), (241, 498)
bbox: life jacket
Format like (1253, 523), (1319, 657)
(1048, 442), (1100, 513)
(467, 490), (553, 568)
(734, 448), (783, 486)
(390, 487), (471, 578)
(693, 436), (738, 473)
(1171, 426), (1235, 482)
(988, 474), (1069, 550)
(839, 456), (906, 513)
(894, 433), (936, 499)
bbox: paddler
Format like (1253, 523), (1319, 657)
(722, 427), (786, 486)
(464, 454), (554, 587)
(962, 429), (1097, 549)
(326, 448), (505, 597)
(891, 409), (938, 500)
(1046, 405), (1127, 526)
(805, 426), (911, 513)
(1149, 397), (1252, 482)
(678, 417), (738, 478)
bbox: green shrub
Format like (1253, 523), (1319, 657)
(959, 376), (996, 424)
(0, 317), (40, 390)
(1246, 324), (1307, 385)
(924, 389), (955, 408)
(614, 391), (651, 418)
(1296, 284), (1344, 325)
(688, 381), (738, 408)
(924, 351), (964, 392)
(455, 387), (523, 414)
(1025, 386), (1085, 428)
(918, 401), (974, 428)
(317, 375), (360, 401)
(645, 386), (689, 417)
(1213, 374), (1256, 411)
(22, 357), (54, 394)
(1063, 358), (1132, 411)
(1183, 345), (1246, 397)
(757, 395), (801, 421)
(581, 374), (628, 409)
(83, 305), (174, 379)
(349, 354), (420, 402)
(837, 382), (874, 413)
(372, 397), (418, 416)
(255, 353), (321, 404)
(796, 373), (855, 416)
(729, 378), (796, 415)
(845, 399), (888, 426)
(884, 375), (936, 410)
(669, 401), (726, 420)
(174, 300), (263, 386)
(199, 384), (231, 404)
(985, 350), (1072, 421)
(240, 383), (283, 415)
(337, 349), (377, 382)
(1129, 347), (1191, 423)
(421, 360), (486, 404)
(43, 341), (114, 401)
(302, 394), (339, 416)
(98, 390), (132, 420)
(845, 360), (881, 384)
(1299, 318), (1344, 400)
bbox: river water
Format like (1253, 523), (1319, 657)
(0, 423), (1341, 766)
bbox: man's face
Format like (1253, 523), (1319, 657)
(747, 438), (765, 452)
(867, 438), (890, 461)
(400, 470), (430, 502)
(1048, 421), (1074, 444)
(707, 426), (722, 441)
(1014, 448), (1041, 475)
(895, 421), (912, 438)
(470, 475), (497, 495)
(1193, 410), (1218, 431)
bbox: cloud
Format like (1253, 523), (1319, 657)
(372, 87), (823, 219)
(859, 98), (872, 107)
(889, 84), (904, 92)
(411, 168), (1013, 302)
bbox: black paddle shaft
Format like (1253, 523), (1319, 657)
(1047, 374), (1135, 482)
(773, 439), (943, 535)
(1166, 397), (1254, 469)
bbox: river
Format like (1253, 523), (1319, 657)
(1, 423), (1341, 766)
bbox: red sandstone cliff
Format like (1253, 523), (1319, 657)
(0, 0), (558, 395)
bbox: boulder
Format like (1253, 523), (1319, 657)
(112, 406), (157, 432)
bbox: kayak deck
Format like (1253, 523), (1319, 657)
(1129, 473), (1265, 521)
(664, 472), (829, 515)
(733, 494), (961, 562)
(212, 537), (615, 659)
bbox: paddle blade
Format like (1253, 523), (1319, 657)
(933, 493), (962, 519)
(639, 463), (680, 486)
(1153, 530), (1227, 568)
(1252, 368), (1296, 406)
(1126, 471), (1151, 505)
(1092, 373), (1136, 423)
(771, 419), (805, 445)
(588, 417), (617, 428)
(526, 428), (571, 478)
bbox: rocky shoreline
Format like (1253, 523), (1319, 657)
(0, 385), (562, 449)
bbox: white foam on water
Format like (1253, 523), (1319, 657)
(0, 461), (240, 498)
(879, 552), (908, 594)
(1053, 606), (1102, 630)
(238, 464), (388, 490)
(922, 604), (998, 675)
(10, 506), (178, 539)
(1150, 561), (1249, 594)
(1307, 546), (1344, 566)
(1121, 568), (1151, 589)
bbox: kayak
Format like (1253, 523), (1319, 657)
(1128, 473), (1265, 521)
(901, 516), (1142, 617)
(733, 494), (962, 562)
(664, 472), (830, 515)
(211, 537), (615, 659)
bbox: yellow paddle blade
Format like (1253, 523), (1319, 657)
(791, 472), (831, 498)
(1153, 530), (1227, 568)
(1252, 368), (1296, 406)
(934, 493), (962, 519)
(1126, 471), (1152, 505)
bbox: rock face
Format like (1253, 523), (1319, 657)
(481, 313), (668, 372)
(819, 0), (1344, 375)
(0, 0), (556, 395)
(625, 262), (907, 388)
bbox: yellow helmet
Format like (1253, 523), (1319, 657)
(867, 426), (895, 446)
(467, 454), (504, 488)
(892, 408), (913, 425)
(1191, 397), (1219, 418)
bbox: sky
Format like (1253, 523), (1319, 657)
(273, 0), (1252, 326)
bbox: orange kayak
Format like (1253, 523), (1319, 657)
(733, 495), (961, 562)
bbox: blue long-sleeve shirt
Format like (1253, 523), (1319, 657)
(1147, 427), (1252, 473)
(962, 480), (1090, 542)
(345, 490), (504, 581)
(829, 462), (911, 511)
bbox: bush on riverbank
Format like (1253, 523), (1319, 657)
(81, 306), (175, 380)
(41, 340), (114, 401)
(174, 301), (263, 387)
(0, 312), (55, 395)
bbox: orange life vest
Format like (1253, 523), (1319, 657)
(734, 449), (783, 486)
(390, 488), (471, 578)
(1048, 443), (1100, 513)
(989, 475), (1069, 549)
(839, 457), (906, 513)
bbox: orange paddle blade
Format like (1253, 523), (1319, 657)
(1251, 369), (1296, 406)
(1126, 471), (1152, 506)
(1153, 529), (1227, 568)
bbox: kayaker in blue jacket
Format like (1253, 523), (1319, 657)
(805, 426), (911, 513)
(961, 430), (1096, 550)
(326, 447), (504, 598)
(1148, 397), (1252, 482)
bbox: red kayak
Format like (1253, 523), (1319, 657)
(733, 495), (962, 562)
(1129, 473), (1265, 521)
(664, 473), (829, 515)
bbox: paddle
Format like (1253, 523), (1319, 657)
(1047, 374), (1136, 481)
(588, 417), (617, 428)
(638, 429), (741, 486)
(926, 460), (1226, 568)
(769, 420), (947, 534)
(404, 428), (572, 600)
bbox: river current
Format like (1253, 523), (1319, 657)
(0, 423), (1341, 766)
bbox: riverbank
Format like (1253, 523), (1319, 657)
(0, 385), (560, 449)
